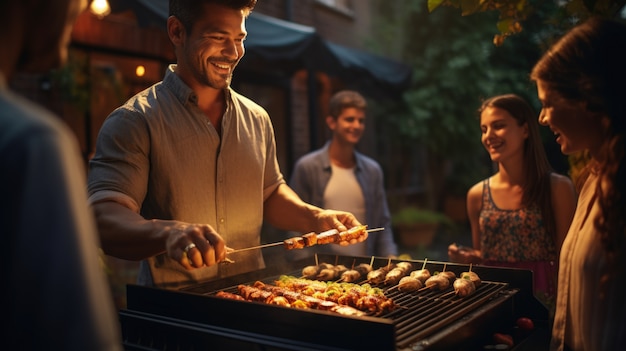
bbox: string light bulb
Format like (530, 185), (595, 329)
(135, 65), (146, 77)
(90, 0), (111, 19)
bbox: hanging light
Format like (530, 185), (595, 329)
(90, 0), (111, 19)
(135, 65), (146, 77)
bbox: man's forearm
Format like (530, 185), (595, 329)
(92, 201), (167, 260)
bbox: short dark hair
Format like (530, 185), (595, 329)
(328, 90), (367, 118)
(169, 0), (257, 32)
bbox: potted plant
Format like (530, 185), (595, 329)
(392, 206), (454, 248)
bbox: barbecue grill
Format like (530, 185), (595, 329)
(119, 255), (551, 350)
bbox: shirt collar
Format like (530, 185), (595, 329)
(163, 64), (233, 106)
(321, 140), (363, 172)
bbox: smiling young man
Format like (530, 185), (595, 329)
(87, 0), (361, 289)
(289, 90), (398, 258)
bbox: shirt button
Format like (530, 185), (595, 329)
(219, 218), (225, 224)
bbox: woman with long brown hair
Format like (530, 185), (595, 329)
(531, 17), (626, 351)
(448, 94), (577, 313)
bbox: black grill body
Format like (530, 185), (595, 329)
(120, 255), (550, 350)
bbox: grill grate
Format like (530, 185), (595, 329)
(203, 270), (510, 349)
(122, 256), (548, 351)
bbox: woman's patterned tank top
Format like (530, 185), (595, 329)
(479, 178), (557, 262)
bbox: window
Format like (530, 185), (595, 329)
(315, 0), (354, 17)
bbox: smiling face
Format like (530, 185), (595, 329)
(327, 107), (366, 145)
(169, 2), (247, 90)
(480, 106), (528, 163)
(536, 80), (605, 157)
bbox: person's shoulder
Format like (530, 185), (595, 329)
(0, 89), (69, 139)
(549, 172), (573, 183)
(355, 151), (382, 169)
(103, 81), (165, 120)
(294, 147), (326, 166)
(549, 172), (575, 193)
(229, 89), (269, 116)
(467, 179), (485, 198)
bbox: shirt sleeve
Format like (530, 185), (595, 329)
(87, 107), (150, 211)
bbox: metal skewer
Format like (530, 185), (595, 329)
(227, 241), (284, 254)
(228, 227), (384, 254)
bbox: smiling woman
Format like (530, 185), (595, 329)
(447, 94), (576, 316)
(530, 17), (626, 351)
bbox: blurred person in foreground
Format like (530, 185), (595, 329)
(87, 0), (362, 289)
(289, 90), (398, 260)
(530, 17), (626, 351)
(448, 94), (576, 313)
(0, 0), (122, 349)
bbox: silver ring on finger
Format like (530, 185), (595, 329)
(184, 243), (197, 253)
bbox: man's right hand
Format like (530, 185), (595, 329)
(163, 223), (226, 270)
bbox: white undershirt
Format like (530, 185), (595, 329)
(322, 164), (366, 256)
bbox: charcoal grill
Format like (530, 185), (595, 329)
(120, 255), (550, 351)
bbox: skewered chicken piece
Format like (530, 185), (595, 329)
(285, 225), (370, 250)
(397, 276), (423, 292)
(384, 262), (413, 285)
(316, 229), (341, 245)
(340, 269), (361, 283)
(334, 264), (348, 277)
(355, 263), (373, 276)
(424, 273), (451, 291)
(302, 265), (319, 279)
(366, 269), (386, 285)
(339, 262), (373, 283)
(367, 263), (395, 285)
(301, 262), (334, 279)
(317, 268), (336, 280)
(453, 276), (476, 297)
(460, 271), (481, 288)
(316, 263), (349, 281)
(384, 267), (407, 285)
(283, 236), (306, 250)
(439, 270), (457, 284)
(409, 269), (431, 283)
(301, 232), (318, 246)
(396, 261), (413, 273)
(338, 225), (369, 244)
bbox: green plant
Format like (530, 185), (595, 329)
(392, 206), (454, 228)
